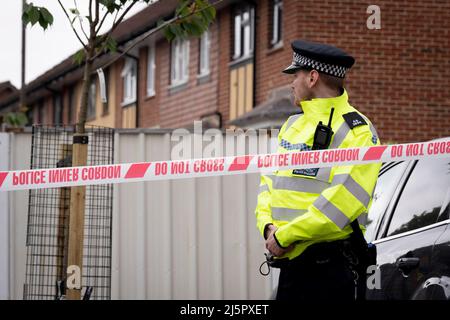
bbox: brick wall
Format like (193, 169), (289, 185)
(19, 0), (450, 143)
(258, 0), (450, 143)
(140, 20), (220, 128)
(217, 6), (231, 124)
(217, 0), (450, 142)
(138, 46), (160, 127)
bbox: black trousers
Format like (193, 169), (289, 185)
(275, 241), (359, 301)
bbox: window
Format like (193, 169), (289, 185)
(270, 0), (283, 46)
(171, 38), (189, 86)
(147, 45), (156, 96)
(38, 100), (44, 124)
(68, 87), (74, 124)
(198, 31), (210, 76)
(87, 80), (96, 119)
(365, 162), (408, 242)
(232, 4), (254, 60)
(121, 58), (137, 104)
(53, 94), (63, 125)
(386, 158), (450, 237)
(26, 106), (33, 126)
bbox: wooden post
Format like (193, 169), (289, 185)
(66, 134), (88, 300)
(56, 144), (72, 284)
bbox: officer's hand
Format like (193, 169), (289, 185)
(265, 228), (294, 257)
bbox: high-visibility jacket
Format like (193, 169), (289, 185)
(255, 89), (382, 260)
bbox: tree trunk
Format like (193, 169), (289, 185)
(76, 45), (94, 134)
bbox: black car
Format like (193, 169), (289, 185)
(366, 155), (450, 300)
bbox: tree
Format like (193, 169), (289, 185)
(22, 0), (217, 300)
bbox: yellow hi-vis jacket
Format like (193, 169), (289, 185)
(255, 89), (382, 260)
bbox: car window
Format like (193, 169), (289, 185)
(386, 158), (450, 237)
(365, 162), (408, 242)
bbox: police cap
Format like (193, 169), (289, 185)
(282, 40), (355, 78)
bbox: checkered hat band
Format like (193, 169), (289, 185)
(293, 52), (347, 78)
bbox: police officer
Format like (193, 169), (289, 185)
(255, 40), (381, 301)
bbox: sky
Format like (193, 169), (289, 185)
(0, 0), (150, 88)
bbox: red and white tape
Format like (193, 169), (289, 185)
(0, 139), (449, 192)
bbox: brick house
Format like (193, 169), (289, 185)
(0, 0), (449, 143)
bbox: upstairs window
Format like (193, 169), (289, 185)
(171, 38), (190, 86)
(68, 86), (75, 124)
(121, 58), (137, 105)
(87, 79), (96, 119)
(270, 0), (283, 47)
(232, 4), (254, 61)
(147, 45), (156, 97)
(198, 31), (210, 76)
(53, 94), (63, 125)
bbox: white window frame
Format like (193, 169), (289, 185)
(146, 45), (156, 97)
(271, 0), (283, 46)
(87, 81), (96, 119)
(198, 31), (210, 77)
(232, 6), (254, 60)
(121, 57), (137, 105)
(170, 38), (190, 86)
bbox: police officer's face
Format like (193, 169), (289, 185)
(291, 69), (318, 105)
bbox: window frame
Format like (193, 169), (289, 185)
(121, 57), (137, 106)
(270, 0), (283, 47)
(198, 31), (210, 77)
(170, 38), (190, 87)
(373, 159), (450, 243)
(146, 45), (156, 97)
(68, 86), (74, 124)
(232, 4), (255, 61)
(364, 161), (408, 242)
(87, 79), (97, 120)
(53, 93), (63, 125)
(38, 100), (45, 124)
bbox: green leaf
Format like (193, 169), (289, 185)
(73, 49), (85, 65)
(16, 113), (28, 126)
(28, 7), (40, 25)
(69, 8), (80, 15)
(105, 36), (117, 53)
(162, 26), (175, 42)
(100, 0), (119, 13)
(40, 7), (53, 25)
(170, 24), (186, 39)
(202, 6), (216, 22)
(5, 112), (28, 127)
(22, 11), (29, 24)
(176, 0), (190, 17)
(38, 14), (48, 30)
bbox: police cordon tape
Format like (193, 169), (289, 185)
(0, 139), (449, 192)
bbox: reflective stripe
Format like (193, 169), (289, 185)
(273, 175), (329, 194)
(316, 167), (331, 183)
(331, 174), (371, 208)
(272, 207), (308, 221)
(357, 213), (368, 226)
(330, 121), (351, 149)
(259, 184), (270, 194)
(313, 195), (349, 229)
(285, 114), (302, 131)
(361, 114), (379, 141)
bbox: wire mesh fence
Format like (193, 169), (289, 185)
(23, 125), (114, 300)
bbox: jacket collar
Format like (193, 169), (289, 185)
(299, 88), (350, 117)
